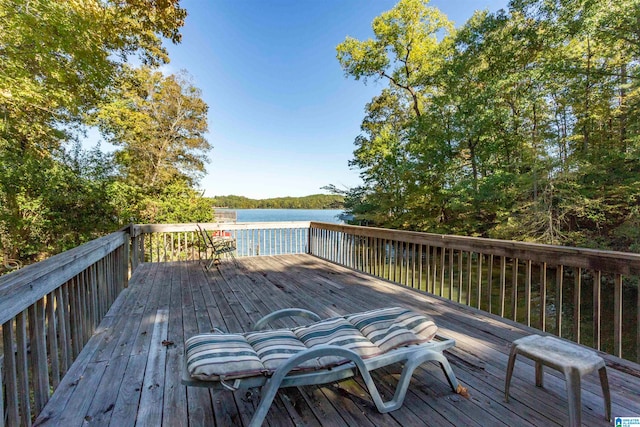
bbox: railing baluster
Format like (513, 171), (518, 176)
(593, 270), (601, 350)
(614, 273), (623, 357)
(512, 258), (519, 321)
(412, 243), (417, 288)
(440, 247), (446, 298)
(574, 268), (582, 343)
(431, 246), (437, 294)
(500, 257), (506, 318)
(458, 251), (463, 304)
(466, 252), (472, 305)
(477, 253), (483, 310)
(448, 248), (454, 299)
(0, 356), (4, 427)
(70, 277), (82, 357)
(16, 311), (31, 426)
(392, 240), (398, 283)
(3, 320), (19, 426)
(556, 265), (564, 337)
(540, 263), (547, 332)
(487, 254), (494, 314)
(424, 245), (431, 292)
(47, 291), (61, 389)
(525, 260), (532, 327)
(29, 299), (49, 412)
(61, 282), (73, 372)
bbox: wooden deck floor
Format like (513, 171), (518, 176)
(34, 254), (640, 426)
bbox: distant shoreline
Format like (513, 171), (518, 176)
(210, 194), (344, 210)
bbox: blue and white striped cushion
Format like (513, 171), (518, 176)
(347, 307), (438, 353)
(185, 308), (439, 382)
(293, 317), (381, 368)
(245, 329), (320, 371)
(185, 333), (265, 380)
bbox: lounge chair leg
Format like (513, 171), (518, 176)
(248, 345), (372, 427)
(376, 349), (460, 413)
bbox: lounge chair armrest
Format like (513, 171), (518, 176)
(254, 308), (321, 330)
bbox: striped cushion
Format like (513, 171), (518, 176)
(293, 317), (381, 368)
(347, 307), (438, 353)
(185, 308), (439, 382)
(245, 329), (320, 371)
(186, 333), (265, 380)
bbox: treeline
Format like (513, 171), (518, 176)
(211, 194), (344, 209)
(0, 1), (213, 266)
(337, 0), (640, 252)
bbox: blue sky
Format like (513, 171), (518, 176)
(159, 0), (510, 199)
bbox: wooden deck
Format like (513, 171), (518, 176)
(34, 254), (640, 426)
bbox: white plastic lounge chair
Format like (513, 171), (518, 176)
(182, 307), (461, 427)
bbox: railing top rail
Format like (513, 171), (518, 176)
(0, 231), (128, 325)
(309, 222), (640, 276)
(135, 221), (312, 234)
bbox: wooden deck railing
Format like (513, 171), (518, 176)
(0, 230), (129, 426)
(309, 222), (640, 363)
(2, 221), (639, 424)
(131, 222), (311, 268)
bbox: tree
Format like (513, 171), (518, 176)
(337, 0), (640, 251)
(0, 0), (186, 154)
(94, 66), (211, 193)
(0, 0), (186, 264)
(336, 0), (453, 118)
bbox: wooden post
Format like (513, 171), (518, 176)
(614, 274), (623, 357)
(123, 233), (130, 287)
(457, 251), (463, 304)
(556, 265), (564, 337)
(525, 261), (532, 327)
(0, 354), (3, 427)
(500, 257), (506, 318)
(2, 321), (19, 426)
(573, 268), (582, 344)
(465, 252), (472, 305)
(487, 254), (494, 314)
(540, 263), (547, 332)
(477, 254), (483, 310)
(593, 270), (601, 351)
(15, 311), (30, 426)
(512, 259), (519, 322)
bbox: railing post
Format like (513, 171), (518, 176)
(637, 284), (639, 364)
(556, 265), (564, 337)
(123, 232), (130, 288)
(2, 322), (18, 426)
(614, 274), (623, 357)
(0, 354), (3, 427)
(593, 270), (601, 350)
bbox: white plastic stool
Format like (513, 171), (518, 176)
(505, 334), (611, 427)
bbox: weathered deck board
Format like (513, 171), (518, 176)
(34, 254), (640, 426)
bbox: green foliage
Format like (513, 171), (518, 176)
(93, 66), (211, 192)
(0, 0), (212, 267)
(338, 0), (640, 251)
(211, 194), (344, 210)
(0, 144), (119, 262)
(0, 0), (186, 154)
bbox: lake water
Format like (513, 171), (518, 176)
(234, 209), (344, 223)
(214, 209), (343, 257)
